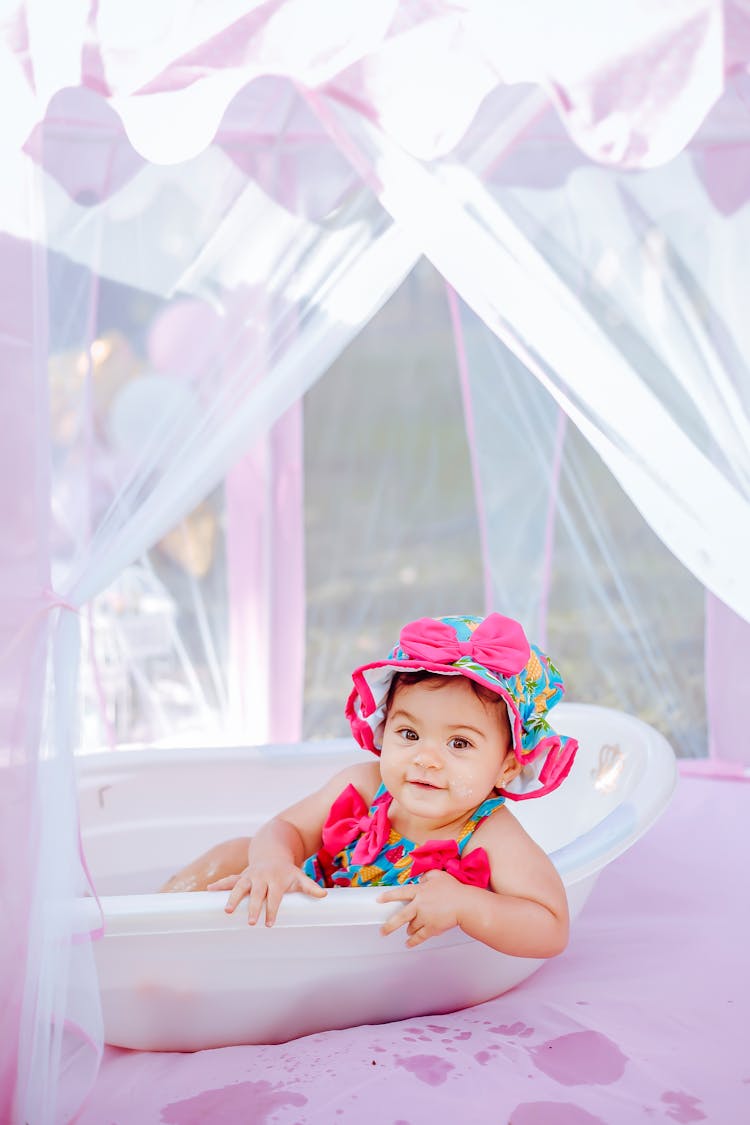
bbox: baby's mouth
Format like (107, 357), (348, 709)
(407, 779), (443, 790)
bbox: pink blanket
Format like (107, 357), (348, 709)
(79, 777), (749, 1124)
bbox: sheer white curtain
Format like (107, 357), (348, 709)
(302, 83), (750, 627)
(454, 296), (706, 756)
(300, 260), (707, 759)
(11, 90), (422, 1124)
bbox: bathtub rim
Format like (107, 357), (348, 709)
(76, 702), (678, 934)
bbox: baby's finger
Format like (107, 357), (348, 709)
(406, 927), (429, 948)
(263, 883), (285, 927)
(381, 902), (417, 936)
(377, 886), (417, 904)
(246, 880), (268, 926)
(297, 873), (327, 899)
(207, 875), (240, 891)
(224, 874), (252, 914)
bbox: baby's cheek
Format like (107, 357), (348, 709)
(450, 776), (478, 800)
(378, 757), (398, 790)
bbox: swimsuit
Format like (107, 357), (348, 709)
(301, 782), (505, 889)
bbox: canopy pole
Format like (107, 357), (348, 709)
(704, 592), (750, 766)
(226, 399), (305, 745)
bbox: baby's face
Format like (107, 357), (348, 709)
(379, 676), (517, 832)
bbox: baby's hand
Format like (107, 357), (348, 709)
(378, 870), (467, 947)
(208, 861), (326, 926)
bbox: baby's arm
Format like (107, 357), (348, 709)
(215, 760), (380, 925)
(380, 809), (569, 957)
(455, 810), (568, 956)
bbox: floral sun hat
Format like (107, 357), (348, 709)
(345, 613), (578, 800)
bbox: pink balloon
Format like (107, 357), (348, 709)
(147, 300), (224, 379)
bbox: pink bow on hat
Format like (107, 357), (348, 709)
(410, 839), (491, 887)
(399, 613), (530, 677)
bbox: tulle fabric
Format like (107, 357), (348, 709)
(1, 3), (750, 1121)
(4, 75), (416, 1125)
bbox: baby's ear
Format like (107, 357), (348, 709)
(495, 750), (523, 789)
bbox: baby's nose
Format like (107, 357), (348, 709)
(413, 741), (442, 768)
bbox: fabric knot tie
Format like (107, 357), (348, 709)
(410, 839), (491, 888)
(399, 613), (530, 677)
(321, 784), (392, 865)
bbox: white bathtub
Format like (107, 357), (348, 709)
(76, 702), (677, 1051)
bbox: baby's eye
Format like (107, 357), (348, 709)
(449, 737), (472, 751)
(398, 728), (419, 741)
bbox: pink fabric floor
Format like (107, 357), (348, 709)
(78, 776), (750, 1125)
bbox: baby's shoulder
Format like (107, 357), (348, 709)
(468, 802), (528, 851)
(327, 759), (382, 806)
(467, 800), (565, 905)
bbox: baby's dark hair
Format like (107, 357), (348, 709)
(385, 670), (511, 736)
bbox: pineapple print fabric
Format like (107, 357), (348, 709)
(301, 782), (505, 889)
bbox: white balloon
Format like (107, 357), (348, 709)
(107, 373), (199, 454)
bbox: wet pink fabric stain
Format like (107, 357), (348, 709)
(528, 1031), (627, 1086)
(661, 1091), (707, 1122)
(160, 1080), (306, 1124)
(510, 1102), (606, 1125)
(490, 1021), (535, 1038)
(394, 1054), (455, 1086)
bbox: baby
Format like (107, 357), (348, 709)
(163, 613), (578, 957)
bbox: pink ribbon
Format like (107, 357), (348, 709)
(503, 735), (579, 802)
(399, 613), (530, 677)
(321, 784), (392, 865)
(537, 736), (577, 789)
(410, 839), (491, 888)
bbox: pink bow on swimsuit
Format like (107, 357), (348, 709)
(399, 613), (530, 676)
(321, 784), (391, 865)
(410, 839), (491, 888)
